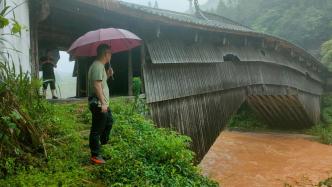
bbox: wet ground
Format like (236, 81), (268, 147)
(200, 131), (332, 187)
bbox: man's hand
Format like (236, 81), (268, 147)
(94, 80), (108, 113)
(101, 103), (108, 113)
(107, 67), (114, 79)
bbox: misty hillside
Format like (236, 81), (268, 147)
(200, 0), (219, 11)
(201, 0), (332, 58)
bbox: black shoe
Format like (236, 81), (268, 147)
(52, 96), (58, 99)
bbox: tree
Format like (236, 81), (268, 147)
(154, 0), (159, 8)
(212, 0), (332, 57)
(321, 39), (332, 69)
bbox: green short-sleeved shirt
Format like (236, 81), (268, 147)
(88, 60), (109, 106)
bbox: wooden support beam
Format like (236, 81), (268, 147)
(29, 0), (40, 78)
(128, 50), (133, 96)
(30, 23), (39, 78)
(312, 65), (318, 71)
(140, 44), (146, 93)
(306, 61), (312, 67)
(262, 39), (265, 48)
(223, 36), (227, 46)
(274, 41), (279, 51)
(38, 0), (51, 22)
(299, 56), (304, 62)
(253, 95), (275, 125)
(194, 32), (199, 43)
(290, 49), (295, 57)
(247, 96), (273, 125)
(286, 95), (311, 127)
(156, 25), (161, 38)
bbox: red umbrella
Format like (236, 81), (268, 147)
(68, 28), (142, 57)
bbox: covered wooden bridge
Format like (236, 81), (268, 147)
(29, 0), (328, 160)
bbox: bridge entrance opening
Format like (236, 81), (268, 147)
(32, 0), (145, 98)
(227, 101), (268, 131)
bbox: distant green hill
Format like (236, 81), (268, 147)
(204, 0), (332, 58)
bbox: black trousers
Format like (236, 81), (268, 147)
(43, 79), (56, 90)
(89, 103), (113, 157)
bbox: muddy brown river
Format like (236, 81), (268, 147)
(200, 131), (332, 187)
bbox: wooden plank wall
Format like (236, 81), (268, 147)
(149, 88), (246, 160)
(147, 39), (323, 82)
(298, 92), (321, 124)
(143, 62), (322, 104)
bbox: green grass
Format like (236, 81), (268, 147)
(0, 98), (218, 186)
(0, 103), (90, 186)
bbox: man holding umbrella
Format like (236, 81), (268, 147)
(68, 28), (142, 164)
(87, 44), (114, 164)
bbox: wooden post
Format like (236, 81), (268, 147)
(76, 61), (80, 97)
(30, 21), (39, 78)
(156, 25), (161, 38)
(128, 50), (133, 96)
(29, 0), (51, 78)
(140, 44), (146, 93)
(29, 1), (39, 78)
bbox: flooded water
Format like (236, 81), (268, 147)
(200, 131), (332, 187)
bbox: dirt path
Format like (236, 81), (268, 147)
(199, 131), (332, 187)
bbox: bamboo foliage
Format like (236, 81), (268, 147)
(0, 0), (45, 158)
(0, 61), (44, 158)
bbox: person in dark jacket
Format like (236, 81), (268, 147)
(40, 49), (59, 99)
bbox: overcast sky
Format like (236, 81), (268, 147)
(58, 0), (208, 74)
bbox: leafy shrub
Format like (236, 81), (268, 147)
(228, 103), (267, 131)
(307, 95), (332, 145)
(321, 39), (332, 69)
(132, 77), (142, 97)
(321, 94), (332, 124)
(309, 124), (332, 144)
(319, 178), (332, 187)
(131, 77), (149, 116)
(0, 62), (46, 158)
(0, 104), (91, 186)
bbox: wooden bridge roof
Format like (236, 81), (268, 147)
(76, 0), (325, 71)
